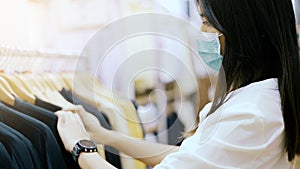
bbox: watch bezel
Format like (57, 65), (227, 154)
(72, 139), (98, 163)
(77, 139), (97, 150)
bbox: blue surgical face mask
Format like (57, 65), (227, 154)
(197, 32), (223, 71)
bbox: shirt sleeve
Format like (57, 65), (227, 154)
(153, 103), (284, 169)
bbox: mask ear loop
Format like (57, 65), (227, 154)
(218, 34), (225, 55)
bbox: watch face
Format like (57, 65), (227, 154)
(79, 140), (96, 148)
(72, 140), (97, 162)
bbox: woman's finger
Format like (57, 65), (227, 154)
(56, 110), (66, 125)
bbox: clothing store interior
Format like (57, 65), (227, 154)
(0, 0), (299, 169)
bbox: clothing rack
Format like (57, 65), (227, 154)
(0, 46), (88, 73)
(0, 47), (146, 169)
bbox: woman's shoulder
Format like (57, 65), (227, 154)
(229, 78), (278, 99)
(224, 78), (280, 114)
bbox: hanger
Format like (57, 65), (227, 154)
(15, 72), (72, 108)
(33, 74), (54, 91)
(37, 74), (58, 91)
(60, 72), (74, 90)
(35, 73), (74, 108)
(74, 73), (144, 146)
(75, 73), (113, 99)
(14, 73), (50, 102)
(44, 89), (74, 108)
(53, 73), (70, 91)
(0, 77), (15, 106)
(0, 85), (15, 106)
(72, 73), (130, 113)
(0, 73), (35, 104)
(0, 76), (19, 97)
(42, 72), (71, 91)
(44, 73), (66, 91)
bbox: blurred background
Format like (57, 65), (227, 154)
(0, 0), (299, 143)
(0, 0), (210, 143)
(0, 0), (299, 137)
(0, 0), (200, 51)
(0, 0), (299, 168)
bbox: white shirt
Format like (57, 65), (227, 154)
(154, 79), (294, 169)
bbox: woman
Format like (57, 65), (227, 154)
(56, 0), (300, 168)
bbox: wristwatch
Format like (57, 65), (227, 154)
(72, 139), (98, 163)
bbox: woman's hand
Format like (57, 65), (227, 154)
(56, 110), (117, 169)
(63, 105), (111, 144)
(56, 110), (90, 152)
(60, 105), (179, 167)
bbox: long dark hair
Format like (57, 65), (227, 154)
(195, 0), (300, 161)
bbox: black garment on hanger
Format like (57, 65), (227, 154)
(60, 88), (111, 129)
(167, 112), (185, 145)
(6, 97), (78, 169)
(0, 121), (43, 169)
(35, 97), (62, 112)
(0, 142), (17, 169)
(0, 102), (67, 169)
(60, 88), (122, 169)
(0, 122), (35, 169)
